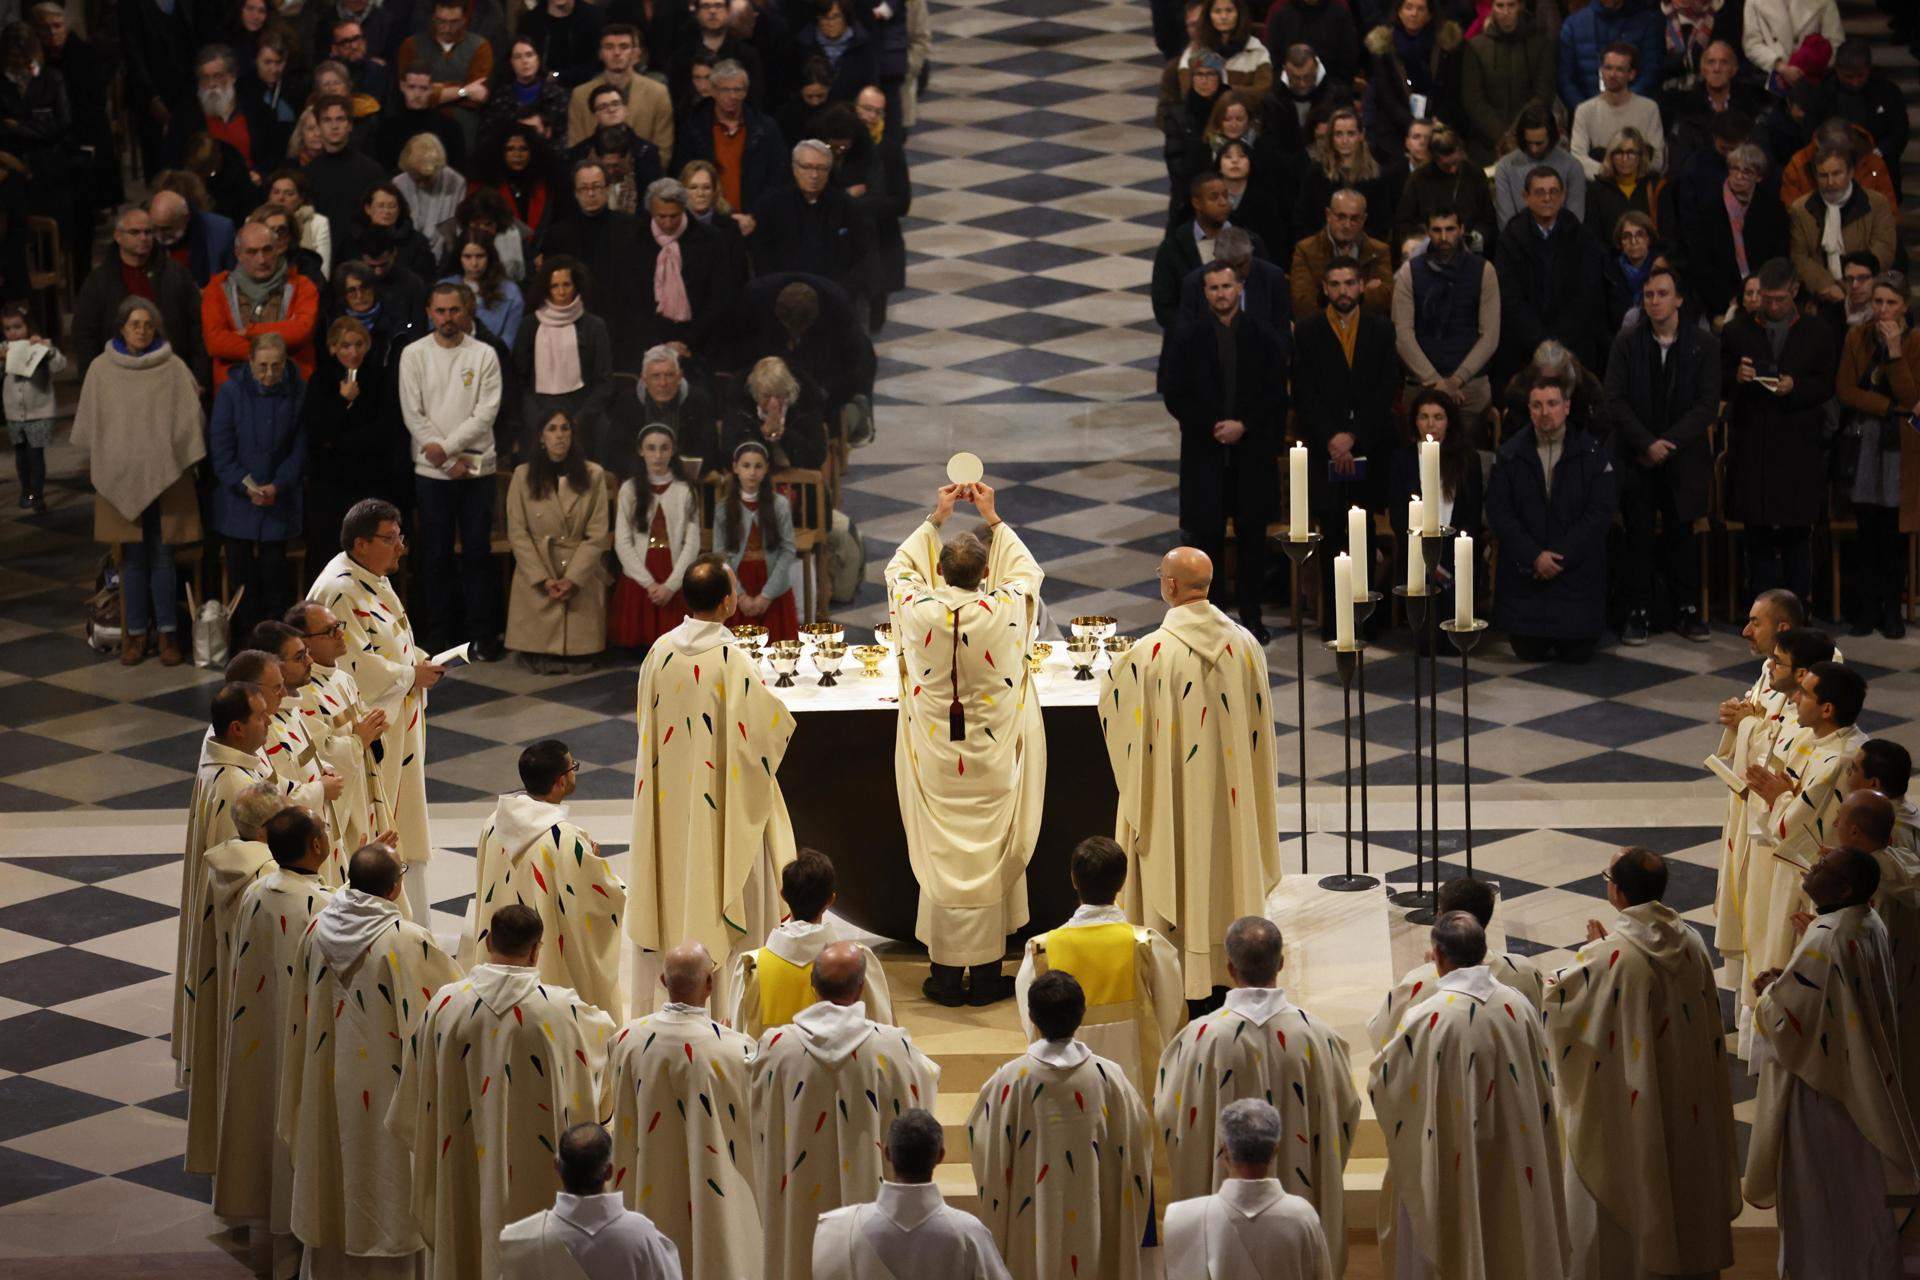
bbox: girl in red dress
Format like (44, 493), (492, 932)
(611, 424), (700, 649)
(715, 441), (800, 640)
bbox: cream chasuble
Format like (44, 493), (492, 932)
(605, 1002), (759, 1280)
(1365, 952), (1544, 1051)
(1098, 601), (1281, 996)
(386, 963), (616, 1280)
(966, 1038), (1153, 1280)
(1744, 904), (1920, 1277)
(1743, 723), (1867, 995)
(308, 552), (431, 867)
(1368, 965), (1570, 1280)
(813, 1181), (1012, 1280)
(1012, 905), (1184, 1092)
(628, 617), (796, 1011)
(173, 739), (275, 1078)
(1543, 902), (1738, 1278)
(498, 1194), (683, 1280)
(1875, 878), (1920, 1133)
(1710, 685), (1791, 967)
(1153, 986), (1359, 1277)
(885, 519), (1045, 966)
(749, 1001), (940, 1279)
(212, 867), (334, 1230)
(298, 660), (389, 854)
(727, 919), (893, 1037)
(1162, 1179), (1335, 1280)
(278, 888), (463, 1267)
(471, 794), (627, 1019)
(181, 837), (273, 1173)
(265, 699), (344, 883)
(1894, 796), (1920, 856)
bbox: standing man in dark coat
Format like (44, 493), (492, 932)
(1717, 256), (1837, 604)
(1152, 172), (1265, 332)
(73, 203), (209, 384)
(120, 0), (199, 177)
(1295, 257), (1399, 639)
(1161, 260), (1289, 643)
(751, 139), (874, 307)
(1494, 164), (1607, 383)
(1486, 377), (1619, 661)
(1604, 265), (1720, 645)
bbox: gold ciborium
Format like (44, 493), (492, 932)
(816, 641), (846, 687)
(854, 644), (887, 678)
(730, 623), (767, 656)
(1069, 615), (1117, 644)
(800, 622), (844, 650)
(1025, 641), (1053, 675)
(768, 642), (802, 687)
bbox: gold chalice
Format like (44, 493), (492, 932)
(730, 623), (767, 655)
(1070, 615), (1118, 644)
(1066, 639), (1100, 680)
(800, 622), (844, 650)
(816, 641), (847, 687)
(854, 644), (887, 677)
(1025, 641), (1053, 675)
(1104, 635), (1134, 663)
(768, 642), (803, 687)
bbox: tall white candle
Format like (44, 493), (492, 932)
(1289, 443), (1309, 539)
(1333, 554), (1355, 649)
(1347, 506), (1368, 599)
(1454, 534), (1475, 628)
(1406, 499), (1425, 594)
(1419, 438), (1441, 533)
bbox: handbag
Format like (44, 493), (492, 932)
(185, 582), (245, 670)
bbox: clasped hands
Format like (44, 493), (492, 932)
(1744, 763), (1794, 806)
(421, 442), (472, 480)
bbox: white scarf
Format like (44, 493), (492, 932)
(1821, 182), (1853, 282)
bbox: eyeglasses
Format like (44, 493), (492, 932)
(371, 531), (406, 545)
(303, 622), (346, 638)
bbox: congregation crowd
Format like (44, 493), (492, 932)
(1148, 0), (1918, 654)
(21, 0), (921, 668)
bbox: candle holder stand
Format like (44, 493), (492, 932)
(1278, 532), (1320, 875)
(1440, 617), (1490, 880)
(1319, 639), (1377, 891)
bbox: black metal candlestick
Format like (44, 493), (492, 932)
(1389, 585), (1431, 914)
(1353, 591), (1381, 878)
(1407, 528), (1455, 924)
(1319, 639), (1376, 890)
(1441, 617), (1489, 880)
(1278, 532), (1320, 874)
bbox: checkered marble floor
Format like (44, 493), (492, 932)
(1, 0), (1918, 1264)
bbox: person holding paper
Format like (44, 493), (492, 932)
(1294, 257), (1399, 641)
(308, 497), (445, 924)
(1161, 259), (1289, 643)
(1485, 376), (1617, 662)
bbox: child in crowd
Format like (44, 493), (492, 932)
(728, 848), (893, 1035)
(714, 440), (799, 641)
(2, 303), (64, 514)
(1012, 836), (1184, 1089)
(612, 423), (700, 650)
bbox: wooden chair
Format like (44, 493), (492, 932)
(24, 216), (66, 348)
(1824, 485), (1857, 626)
(773, 467), (831, 622)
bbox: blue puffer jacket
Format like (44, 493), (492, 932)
(209, 362), (307, 542)
(1556, 0), (1662, 111)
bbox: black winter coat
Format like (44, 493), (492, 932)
(1161, 313), (1290, 524)
(1602, 320), (1721, 523)
(1486, 425), (1618, 638)
(1718, 312), (1838, 528)
(1494, 211), (1608, 377)
(1292, 308), (1400, 513)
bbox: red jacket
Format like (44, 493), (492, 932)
(201, 269), (319, 391)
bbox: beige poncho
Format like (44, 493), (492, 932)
(70, 341), (205, 525)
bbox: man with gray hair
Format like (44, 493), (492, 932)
(1155, 916), (1359, 1274)
(813, 1109), (1011, 1280)
(635, 342), (718, 473)
(1162, 1098), (1335, 1279)
(750, 942), (940, 1278)
(751, 137), (874, 302)
(676, 58), (785, 229)
(204, 218), (320, 391)
(73, 201), (207, 377)
(166, 44), (270, 171)
(1370, 910), (1570, 1278)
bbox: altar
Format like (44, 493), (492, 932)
(764, 639), (1118, 943)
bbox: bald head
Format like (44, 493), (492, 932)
(662, 941), (715, 1006)
(1160, 547), (1213, 607)
(149, 190), (188, 223)
(811, 941), (866, 1005)
(1838, 789), (1897, 852)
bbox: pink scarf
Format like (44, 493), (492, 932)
(1722, 181), (1749, 277)
(533, 297), (585, 394)
(652, 220), (692, 323)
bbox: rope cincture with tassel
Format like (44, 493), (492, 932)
(948, 606), (965, 741)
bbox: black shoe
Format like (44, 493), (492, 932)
(471, 637), (506, 663)
(1848, 620), (1876, 638)
(1621, 612), (1648, 646)
(1675, 609), (1710, 643)
(1882, 607), (1907, 641)
(922, 964), (967, 1007)
(965, 963), (1015, 1006)
(1241, 617), (1272, 645)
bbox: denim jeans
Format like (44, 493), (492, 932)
(121, 501), (178, 634)
(414, 474), (498, 648)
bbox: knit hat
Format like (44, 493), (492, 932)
(1194, 51), (1226, 74)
